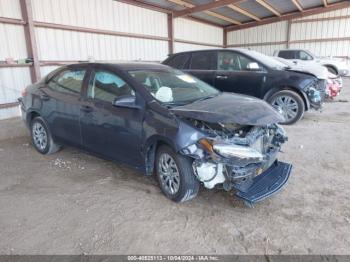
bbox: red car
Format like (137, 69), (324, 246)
(326, 73), (342, 98)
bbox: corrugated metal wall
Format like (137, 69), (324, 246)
(174, 18), (223, 53)
(227, 21), (288, 47)
(290, 8), (350, 57)
(33, 0), (169, 62)
(227, 8), (350, 58)
(0, 0), (31, 120)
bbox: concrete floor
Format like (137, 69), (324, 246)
(1, 80), (350, 255)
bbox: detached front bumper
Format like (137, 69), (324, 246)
(235, 161), (292, 205)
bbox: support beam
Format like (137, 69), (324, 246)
(227, 40), (287, 48)
(223, 28), (227, 48)
(255, 0), (281, 17)
(291, 0), (303, 12)
(226, 1), (350, 31)
(168, 0), (241, 25)
(0, 102), (20, 109)
(227, 4), (261, 21)
(173, 0), (242, 17)
(19, 0), (41, 82)
(167, 13), (174, 55)
(0, 17), (26, 25)
(286, 20), (291, 48)
(34, 21), (169, 41)
(205, 10), (241, 25)
(323, 0), (328, 7)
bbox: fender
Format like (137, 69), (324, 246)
(142, 135), (177, 176)
(263, 87), (310, 111)
(24, 108), (41, 128)
(323, 64), (339, 75)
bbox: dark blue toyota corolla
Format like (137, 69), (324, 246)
(19, 62), (292, 206)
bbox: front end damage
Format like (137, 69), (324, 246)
(180, 119), (292, 205)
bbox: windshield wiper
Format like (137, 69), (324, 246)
(191, 93), (219, 103)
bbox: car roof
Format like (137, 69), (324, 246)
(277, 49), (304, 51)
(168, 48), (251, 56)
(67, 61), (172, 71)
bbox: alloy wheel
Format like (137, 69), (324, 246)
(32, 122), (48, 151)
(158, 153), (180, 195)
(271, 95), (299, 122)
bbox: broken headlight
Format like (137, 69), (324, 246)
(212, 143), (263, 162)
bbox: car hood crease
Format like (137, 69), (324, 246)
(171, 93), (285, 126)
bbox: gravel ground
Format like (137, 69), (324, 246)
(0, 79), (350, 255)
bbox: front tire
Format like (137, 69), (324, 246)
(268, 90), (305, 125)
(31, 116), (60, 154)
(155, 145), (199, 203)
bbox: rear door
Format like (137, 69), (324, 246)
(40, 66), (88, 146)
(185, 51), (216, 86)
(164, 53), (191, 70)
(214, 51), (266, 98)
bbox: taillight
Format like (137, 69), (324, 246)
(21, 88), (28, 97)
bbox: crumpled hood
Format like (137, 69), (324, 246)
(287, 65), (328, 80)
(171, 93), (285, 126)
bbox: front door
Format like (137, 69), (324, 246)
(214, 51), (266, 98)
(79, 67), (144, 167)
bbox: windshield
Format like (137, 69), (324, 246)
(239, 49), (288, 70)
(128, 69), (219, 105)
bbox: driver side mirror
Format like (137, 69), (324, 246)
(112, 95), (140, 109)
(247, 62), (261, 71)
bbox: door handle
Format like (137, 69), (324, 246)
(216, 75), (228, 79)
(80, 105), (93, 113)
(40, 94), (50, 101)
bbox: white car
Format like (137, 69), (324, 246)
(273, 49), (349, 76)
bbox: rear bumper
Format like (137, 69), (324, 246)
(235, 161), (292, 205)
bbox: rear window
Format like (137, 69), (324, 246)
(190, 51), (216, 70)
(166, 53), (190, 69)
(48, 69), (86, 95)
(278, 50), (295, 59)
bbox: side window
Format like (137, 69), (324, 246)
(166, 54), (190, 69)
(48, 69), (86, 95)
(87, 70), (135, 103)
(218, 52), (260, 71)
(298, 51), (313, 61)
(278, 50), (295, 59)
(190, 52), (216, 70)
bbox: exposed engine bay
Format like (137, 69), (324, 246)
(181, 118), (288, 192)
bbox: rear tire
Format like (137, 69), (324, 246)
(30, 116), (61, 154)
(268, 90), (305, 125)
(155, 145), (199, 203)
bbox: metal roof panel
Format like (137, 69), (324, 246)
(265, 0), (298, 13)
(191, 12), (230, 26)
(212, 6), (254, 22)
(298, 0), (324, 9)
(237, 0), (275, 18)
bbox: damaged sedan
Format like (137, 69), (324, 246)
(19, 63), (292, 206)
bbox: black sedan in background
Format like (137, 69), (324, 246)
(19, 63), (291, 206)
(163, 49), (325, 124)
